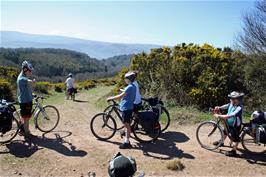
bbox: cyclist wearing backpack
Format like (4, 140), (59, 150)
(213, 91), (244, 157)
(107, 72), (136, 149)
(17, 60), (36, 137)
(65, 73), (75, 99)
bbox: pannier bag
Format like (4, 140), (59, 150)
(138, 111), (158, 134)
(256, 125), (266, 144)
(0, 104), (13, 134)
(146, 97), (164, 107)
(108, 152), (137, 177)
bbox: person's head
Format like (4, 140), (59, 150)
(124, 71), (136, 84)
(21, 60), (34, 76)
(228, 91), (244, 105)
(68, 73), (73, 78)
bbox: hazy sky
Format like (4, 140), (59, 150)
(1, 0), (256, 47)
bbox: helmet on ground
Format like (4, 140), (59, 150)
(22, 60), (34, 71)
(124, 71), (136, 82)
(228, 91), (244, 99)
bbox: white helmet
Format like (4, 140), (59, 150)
(22, 60), (34, 71)
(124, 71), (136, 82)
(251, 111), (266, 120)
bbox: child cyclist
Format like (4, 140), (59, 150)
(213, 91), (244, 157)
(107, 72), (136, 149)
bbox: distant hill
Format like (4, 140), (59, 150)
(0, 48), (132, 82)
(0, 31), (160, 59)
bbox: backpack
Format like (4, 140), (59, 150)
(138, 111), (158, 135)
(0, 104), (13, 134)
(108, 152), (137, 177)
(256, 125), (266, 144)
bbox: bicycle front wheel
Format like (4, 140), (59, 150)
(0, 117), (19, 144)
(90, 113), (117, 141)
(241, 130), (266, 154)
(160, 107), (170, 132)
(35, 105), (60, 133)
(196, 121), (224, 150)
(132, 121), (161, 143)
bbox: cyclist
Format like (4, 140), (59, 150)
(132, 71), (142, 112)
(213, 91), (244, 157)
(107, 72), (136, 149)
(65, 73), (75, 99)
(17, 60), (36, 138)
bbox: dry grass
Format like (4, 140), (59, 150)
(166, 159), (185, 171)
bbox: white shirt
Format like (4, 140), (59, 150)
(65, 77), (75, 89)
(132, 81), (142, 104)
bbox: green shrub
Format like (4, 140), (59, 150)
(53, 83), (65, 92)
(33, 82), (52, 94)
(0, 79), (14, 101)
(79, 80), (96, 90)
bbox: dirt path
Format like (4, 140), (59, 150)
(1, 87), (266, 177)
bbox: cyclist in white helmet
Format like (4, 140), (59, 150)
(65, 73), (75, 100)
(17, 60), (36, 138)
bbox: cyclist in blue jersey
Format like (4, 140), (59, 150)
(213, 91), (244, 157)
(107, 72), (136, 149)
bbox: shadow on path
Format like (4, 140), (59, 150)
(2, 130), (87, 158)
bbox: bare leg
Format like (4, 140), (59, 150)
(124, 123), (131, 143)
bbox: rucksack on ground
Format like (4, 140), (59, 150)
(138, 110), (158, 135)
(0, 104), (13, 134)
(108, 152), (137, 177)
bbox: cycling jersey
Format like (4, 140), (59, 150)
(221, 103), (242, 127)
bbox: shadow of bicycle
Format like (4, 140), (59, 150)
(2, 130), (87, 158)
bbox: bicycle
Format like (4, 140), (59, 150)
(91, 100), (161, 143)
(103, 97), (170, 133)
(196, 108), (266, 154)
(0, 95), (60, 144)
(66, 88), (76, 101)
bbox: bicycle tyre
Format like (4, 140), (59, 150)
(196, 121), (224, 150)
(132, 121), (161, 143)
(35, 105), (60, 133)
(160, 107), (170, 132)
(241, 130), (266, 154)
(0, 117), (19, 144)
(90, 113), (117, 141)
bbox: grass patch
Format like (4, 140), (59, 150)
(166, 159), (185, 171)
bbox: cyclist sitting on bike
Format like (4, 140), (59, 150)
(17, 60), (36, 138)
(65, 73), (75, 100)
(107, 72), (136, 149)
(213, 91), (244, 157)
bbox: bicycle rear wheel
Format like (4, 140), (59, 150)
(0, 118), (19, 144)
(196, 121), (224, 150)
(160, 107), (170, 132)
(132, 121), (161, 143)
(35, 105), (60, 133)
(241, 130), (266, 154)
(90, 113), (117, 141)
(104, 105), (124, 130)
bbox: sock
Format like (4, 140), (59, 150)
(124, 137), (129, 143)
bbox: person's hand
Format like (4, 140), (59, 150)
(32, 79), (36, 83)
(107, 97), (113, 102)
(214, 106), (220, 111)
(214, 114), (220, 119)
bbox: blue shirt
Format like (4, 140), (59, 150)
(226, 103), (243, 127)
(119, 84), (136, 111)
(17, 72), (33, 103)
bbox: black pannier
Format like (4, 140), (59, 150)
(108, 152), (137, 177)
(0, 105), (13, 134)
(138, 111), (158, 134)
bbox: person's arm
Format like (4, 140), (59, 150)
(107, 92), (126, 101)
(214, 106), (242, 120)
(27, 78), (36, 84)
(215, 104), (229, 111)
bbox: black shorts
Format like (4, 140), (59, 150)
(67, 88), (75, 94)
(121, 110), (133, 124)
(20, 102), (33, 118)
(224, 126), (241, 142)
(133, 103), (143, 113)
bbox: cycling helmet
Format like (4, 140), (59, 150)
(228, 91), (244, 99)
(68, 73), (73, 78)
(22, 60), (34, 71)
(124, 71), (136, 82)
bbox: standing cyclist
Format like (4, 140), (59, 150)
(17, 60), (35, 138)
(65, 73), (75, 100)
(107, 72), (136, 149)
(214, 91), (244, 157)
(132, 71), (142, 112)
